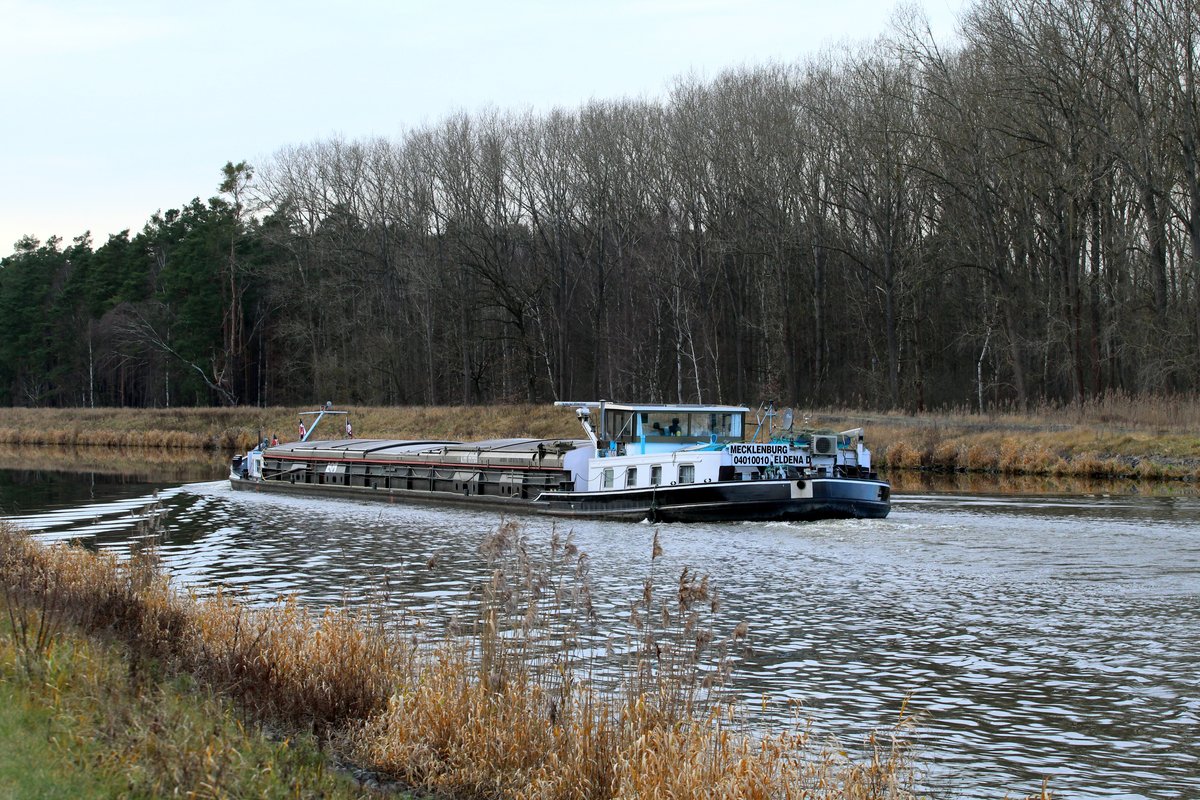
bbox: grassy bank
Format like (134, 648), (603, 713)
(819, 393), (1200, 480)
(0, 523), (379, 797)
(0, 404), (579, 452)
(0, 614), (375, 798)
(872, 424), (1200, 480)
(882, 468), (1200, 497)
(3, 393), (1198, 480)
(1, 521), (929, 799)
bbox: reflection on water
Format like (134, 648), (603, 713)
(5, 466), (1199, 800)
(0, 444), (225, 486)
(0, 444), (224, 521)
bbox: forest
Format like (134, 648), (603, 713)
(3, 0), (1199, 411)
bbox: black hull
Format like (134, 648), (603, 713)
(530, 478), (889, 522)
(229, 474), (889, 523)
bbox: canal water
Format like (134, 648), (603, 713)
(2, 454), (1196, 800)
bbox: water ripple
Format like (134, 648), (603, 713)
(6, 481), (1198, 799)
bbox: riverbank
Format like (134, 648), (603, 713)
(0, 605), (375, 798)
(3, 394), (1198, 480)
(0, 404), (578, 452)
(1, 521), (926, 799)
(840, 422), (1200, 481)
(800, 393), (1200, 480)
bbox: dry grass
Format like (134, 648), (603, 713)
(880, 468), (1196, 497)
(805, 392), (1200, 481)
(0, 602), (375, 798)
(188, 593), (406, 738)
(0, 407), (257, 450)
(0, 520), (932, 799)
(0, 404), (580, 452)
(861, 425), (1200, 481)
(1016, 391), (1200, 429)
(825, 390), (1200, 430)
(6, 394), (1199, 481)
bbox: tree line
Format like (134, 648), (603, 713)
(4, 0), (1199, 411)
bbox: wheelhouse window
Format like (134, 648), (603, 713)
(602, 468), (614, 489)
(650, 465), (662, 486)
(695, 413), (742, 440)
(626, 467), (638, 488)
(641, 411), (745, 441)
(604, 411), (633, 441)
(679, 464), (695, 483)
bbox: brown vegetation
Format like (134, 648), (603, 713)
(881, 469), (1198, 497)
(868, 427), (1200, 481)
(811, 393), (1200, 482)
(0, 585), (373, 797)
(1, 520), (928, 799)
(0, 404), (579, 453)
(5, 393), (1200, 482)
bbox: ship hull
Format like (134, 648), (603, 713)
(229, 472), (890, 523)
(530, 478), (889, 522)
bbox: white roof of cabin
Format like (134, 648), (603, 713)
(602, 403), (748, 413)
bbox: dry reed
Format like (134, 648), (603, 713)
(348, 524), (921, 799)
(0, 602), (372, 798)
(5, 395), (1199, 483)
(0, 519), (932, 799)
(822, 405), (1200, 481)
(0, 404), (580, 452)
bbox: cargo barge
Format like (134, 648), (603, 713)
(229, 402), (890, 522)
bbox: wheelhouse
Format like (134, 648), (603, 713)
(595, 402), (748, 453)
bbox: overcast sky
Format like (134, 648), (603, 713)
(0, 0), (966, 255)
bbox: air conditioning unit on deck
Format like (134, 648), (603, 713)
(811, 434), (838, 456)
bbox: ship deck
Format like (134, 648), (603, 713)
(266, 438), (589, 468)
